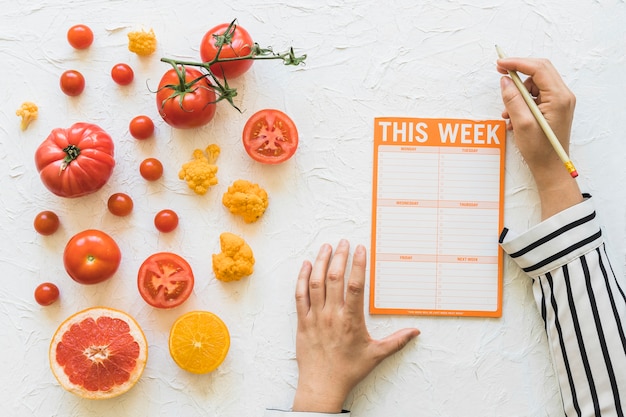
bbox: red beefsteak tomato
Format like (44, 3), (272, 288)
(156, 66), (216, 129)
(35, 123), (115, 198)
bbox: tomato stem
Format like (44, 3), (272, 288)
(159, 19), (306, 113)
(61, 144), (81, 171)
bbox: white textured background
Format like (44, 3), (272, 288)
(1, 1), (625, 416)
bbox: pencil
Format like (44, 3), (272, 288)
(495, 45), (578, 178)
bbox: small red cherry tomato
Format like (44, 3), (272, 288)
(242, 109), (299, 164)
(67, 24), (93, 49)
(34, 282), (60, 306)
(129, 115), (154, 139)
(33, 210), (60, 235)
(111, 63), (134, 85)
(139, 158), (163, 181)
(60, 70), (85, 96)
(107, 193), (134, 217)
(154, 209), (178, 233)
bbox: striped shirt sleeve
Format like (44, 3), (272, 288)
(500, 197), (626, 417)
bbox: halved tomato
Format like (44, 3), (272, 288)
(242, 109), (298, 164)
(137, 252), (194, 309)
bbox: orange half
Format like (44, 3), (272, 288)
(168, 310), (230, 374)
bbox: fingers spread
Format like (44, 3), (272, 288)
(325, 239), (350, 308)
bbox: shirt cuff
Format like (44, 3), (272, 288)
(499, 197), (603, 277)
(264, 410), (350, 416)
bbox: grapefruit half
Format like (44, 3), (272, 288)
(49, 307), (148, 399)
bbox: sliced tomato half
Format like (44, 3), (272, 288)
(137, 252), (194, 309)
(242, 109), (298, 164)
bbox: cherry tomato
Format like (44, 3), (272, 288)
(242, 109), (299, 164)
(129, 115), (154, 139)
(107, 193), (134, 217)
(156, 66), (216, 129)
(33, 210), (60, 235)
(154, 209), (178, 233)
(137, 252), (194, 309)
(34, 282), (60, 306)
(67, 24), (93, 49)
(200, 22), (254, 79)
(111, 63), (134, 85)
(139, 158), (163, 181)
(63, 229), (121, 285)
(60, 70), (85, 96)
(35, 123), (115, 198)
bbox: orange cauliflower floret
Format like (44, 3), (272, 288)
(16, 102), (38, 130)
(212, 232), (255, 282)
(178, 144), (220, 195)
(222, 179), (269, 223)
(127, 28), (157, 56)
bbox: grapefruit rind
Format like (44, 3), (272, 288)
(168, 310), (230, 374)
(49, 307), (148, 399)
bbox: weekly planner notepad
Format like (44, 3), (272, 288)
(369, 117), (506, 317)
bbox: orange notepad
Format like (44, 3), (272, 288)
(369, 117), (506, 317)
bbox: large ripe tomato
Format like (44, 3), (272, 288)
(199, 22), (254, 79)
(35, 123), (115, 198)
(242, 109), (299, 164)
(63, 229), (121, 285)
(156, 66), (216, 129)
(137, 252), (194, 309)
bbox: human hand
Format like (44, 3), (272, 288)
(497, 57), (582, 218)
(292, 240), (420, 413)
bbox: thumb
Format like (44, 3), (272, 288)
(374, 328), (420, 361)
(500, 76), (531, 123)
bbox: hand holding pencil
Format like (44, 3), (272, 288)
(496, 51), (583, 219)
(495, 47), (578, 178)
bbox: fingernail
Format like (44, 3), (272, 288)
(355, 244), (365, 255)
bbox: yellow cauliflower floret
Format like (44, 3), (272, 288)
(212, 232), (255, 282)
(16, 102), (38, 130)
(127, 28), (157, 56)
(222, 179), (269, 223)
(178, 144), (220, 195)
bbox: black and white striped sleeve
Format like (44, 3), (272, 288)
(500, 197), (626, 417)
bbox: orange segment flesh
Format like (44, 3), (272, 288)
(168, 310), (230, 374)
(49, 307), (147, 399)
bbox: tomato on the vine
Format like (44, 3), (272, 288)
(60, 70), (85, 96)
(242, 109), (299, 164)
(111, 63), (134, 85)
(107, 193), (134, 217)
(63, 229), (121, 285)
(154, 209), (178, 233)
(137, 252), (194, 309)
(156, 66), (216, 129)
(35, 123), (115, 198)
(34, 282), (60, 306)
(67, 24), (93, 49)
(200, 22), (254, 80)
(129, 115), (154, 139)
(139, 158), (163, 181)
(33, 210), (60, 235)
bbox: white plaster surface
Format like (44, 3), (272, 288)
(1, 0), (625, 416)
